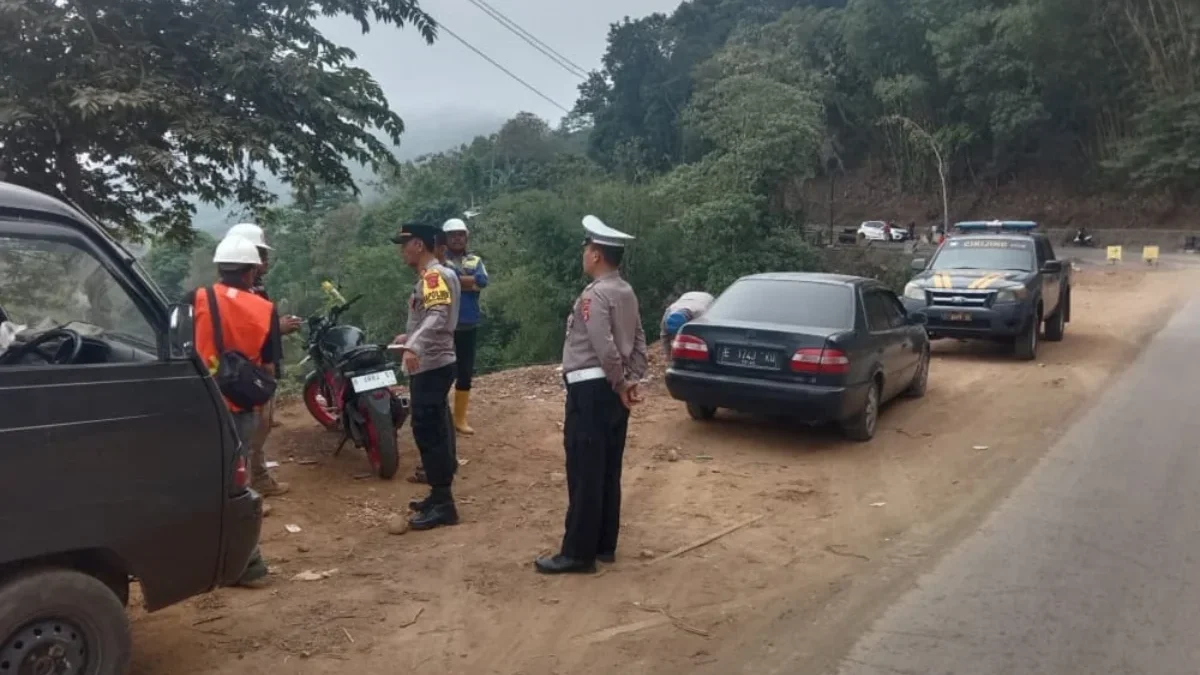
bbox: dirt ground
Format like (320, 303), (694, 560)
(129, 264), (1197, 675)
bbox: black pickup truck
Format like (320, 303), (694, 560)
(0, 182), (261, 673)
(900, 221), (1071, 360)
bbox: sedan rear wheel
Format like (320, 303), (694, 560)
(841, 380), (880, 442)
(904, 347), (930, 398)
(686, 403), (717, 421)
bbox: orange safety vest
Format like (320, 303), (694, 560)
(193, 283), (274, 412)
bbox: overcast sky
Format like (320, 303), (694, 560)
(318, 0), (684, 128)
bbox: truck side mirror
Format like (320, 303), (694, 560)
(168, 303), (195, 359)
(910, 258), (927, 272)
(1041, 260), (1063, 274)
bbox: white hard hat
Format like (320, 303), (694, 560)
(226, 222), (272, 250)
(443, 218), (468, 233)
(213, 236), (264, 265)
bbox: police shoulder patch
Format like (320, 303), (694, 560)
(422, 271), (451, 308)
(581, 297), (592, 322)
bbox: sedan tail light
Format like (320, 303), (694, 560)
(791, 347), (850, 374)
(671, 334), (709, 361)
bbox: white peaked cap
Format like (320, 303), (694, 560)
(226, 222), (272, 250)
(213, 236), (263, 265)
(582, 215), (634, 248)
(443, 218), (468, 233)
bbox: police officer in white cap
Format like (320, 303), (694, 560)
(536, 216), (647, 575)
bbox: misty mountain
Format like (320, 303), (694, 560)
(192, 107), (506, 235)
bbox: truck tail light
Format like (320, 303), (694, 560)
(791, 347), (850, 374)
(671, 334), (709, 361)
(233, 455), (249, 491)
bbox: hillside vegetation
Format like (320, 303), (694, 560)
(7, 0), (1199, 376)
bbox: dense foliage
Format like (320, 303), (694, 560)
(0, 0), (435, 241)
(8, 0), (1199, 377)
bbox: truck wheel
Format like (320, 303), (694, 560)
(1044, 303), (1066, 342)
(1014, 314), (1039, 360)
(686, 403), (717, 421)
(0, 568), (131, 675)
(904, 347), (930, 398)
(841, 380), (880, 442)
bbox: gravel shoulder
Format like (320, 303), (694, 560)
(129, 265), (1197, 675)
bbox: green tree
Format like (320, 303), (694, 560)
(0, 0), (435, 241)
(145, 231), (216, 301)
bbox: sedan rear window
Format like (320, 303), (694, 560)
(706, 279), (854, 328)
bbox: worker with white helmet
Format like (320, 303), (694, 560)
(188, 234), (282, 587)
(441, 217), (489, 435)
(222, 223), (300, 507)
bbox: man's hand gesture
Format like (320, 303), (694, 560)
(620, 383), (642, 410)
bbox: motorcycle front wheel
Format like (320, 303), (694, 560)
(303, 371), (342, 430)
(361, 396), (400, 480)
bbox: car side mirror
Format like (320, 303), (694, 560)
(909, 312), (928, 326)
(1041, 260), (1063, 274)
(910, 258), (927, 272)
(168, 303), (195, 359)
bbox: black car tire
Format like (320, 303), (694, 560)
(363, 402), (399, 480)
(841, 380), (880, 442)
(0, 568), (131, 675)
(904, 347), (930, 398)
(1044, 302), (1066, 342)
(686, 403), (717, 421)
(1014, 312), (1039, 360)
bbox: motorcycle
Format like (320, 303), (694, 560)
(298, 290), (408, 480)
(1068, 228), (1095, 247)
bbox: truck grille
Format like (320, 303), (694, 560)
(927, 290), (995, 308)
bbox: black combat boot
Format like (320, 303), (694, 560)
(409, 486), (459, 530)
(534, 555), (597, 575)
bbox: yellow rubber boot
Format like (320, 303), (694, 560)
(453, 389), (476, 436)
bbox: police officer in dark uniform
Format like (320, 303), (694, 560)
(536, 216), (648, 575)
(391, 223), (462, 530)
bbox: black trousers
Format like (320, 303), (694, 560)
(410, 364), (457, 492)
(453, 327), (477, 391)
(560, 378), (630, 560)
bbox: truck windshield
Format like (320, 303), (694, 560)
(0, 234), (157, 349)
(931, 239), (1035, 272)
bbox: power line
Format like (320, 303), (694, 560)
(463, 0), (589, 79)
(435, 20), (572, 114)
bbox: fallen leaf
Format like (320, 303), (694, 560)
(284, 524), (302, 534)
(973, 445), (989, 451)
(870, 502), (886, 507)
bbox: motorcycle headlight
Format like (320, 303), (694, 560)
(903, 282), (926, 300)
(994, 287), (1029, 303)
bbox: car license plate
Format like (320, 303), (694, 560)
(947, 312), (971, 322)
(716, 345), (780, 370)
(350, 369), (397, 393)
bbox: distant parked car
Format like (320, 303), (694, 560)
(858, 220), (907, 242)
(664, 273), (931, 441)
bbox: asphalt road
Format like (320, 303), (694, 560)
(835, 291), (1200, 675)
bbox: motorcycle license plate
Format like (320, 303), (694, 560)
(350, 369), (397, 393)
